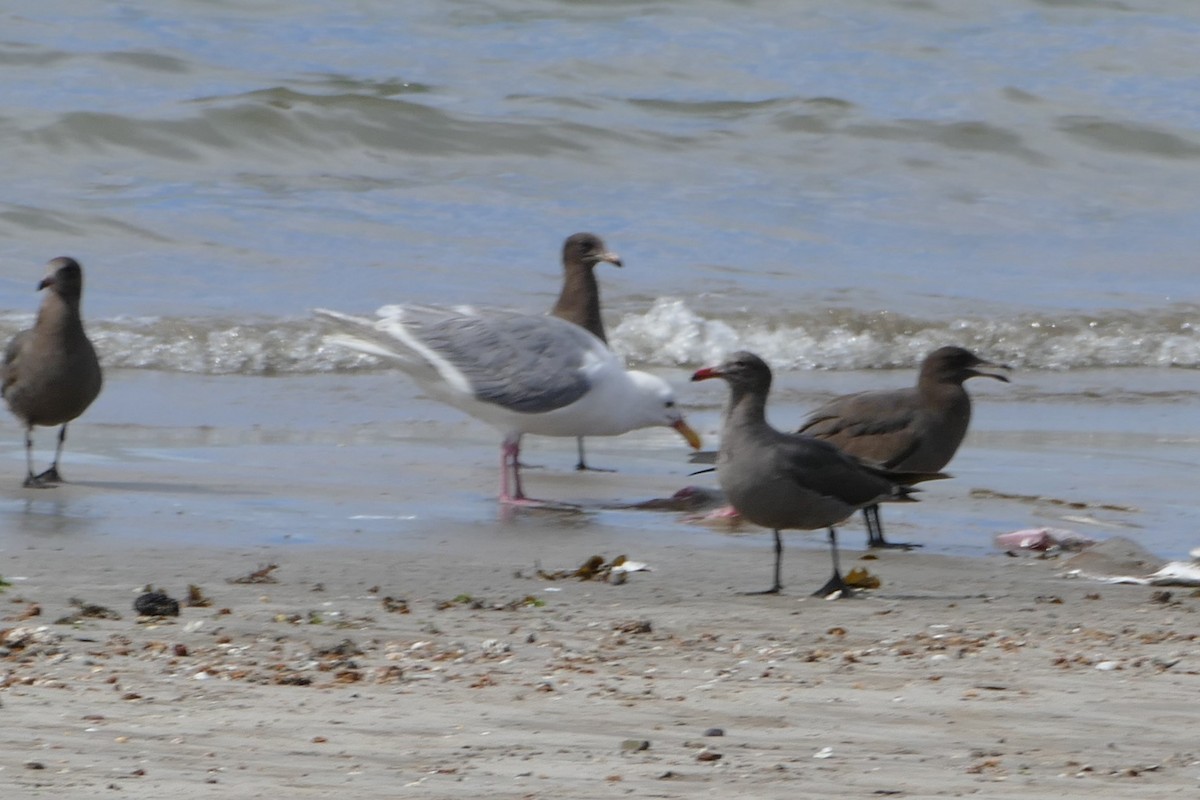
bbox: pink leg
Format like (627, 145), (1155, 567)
(500, 435), (540, 505)
(498, 435), (577, 510)
(499, 436), (523, 502)
(704, 504), (742, 521)
(511, 438), (526, 499)
(499, 441), (510, 500)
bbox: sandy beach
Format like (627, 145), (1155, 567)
(2, 368), (1199, 798)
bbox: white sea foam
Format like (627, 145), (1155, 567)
(1, 301), (1192, 376)
(611, 298), (1200, 372)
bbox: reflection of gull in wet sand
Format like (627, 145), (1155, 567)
(318, 304), (701, 506)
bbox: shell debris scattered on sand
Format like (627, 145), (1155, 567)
(995, 528), (1097, 553)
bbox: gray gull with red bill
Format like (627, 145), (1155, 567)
(692, 351), (941, 596)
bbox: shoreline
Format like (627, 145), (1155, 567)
(3, 367), (1196, 561)
(2, 368), (1199, 797)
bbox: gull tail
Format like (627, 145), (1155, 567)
(884, 469), (952, 487)
(315, 308), (415, 365)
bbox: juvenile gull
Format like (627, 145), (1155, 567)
(318, 304), (701, 506)
(798, 346), (1009, 548)
(692, 351), (935, 596)
(549, 232), (623, 472)
(3, 257), (103, 487)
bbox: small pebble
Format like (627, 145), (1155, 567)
(134, 592), (180, 617)
(703, 727), (725, 737)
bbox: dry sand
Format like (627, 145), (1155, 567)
(3, 536), (1198, 799)
(2, 369), (1199, 798)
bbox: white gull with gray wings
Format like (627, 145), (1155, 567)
(317, 304), (701, 505)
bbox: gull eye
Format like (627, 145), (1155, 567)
(665, 400), (675, 408)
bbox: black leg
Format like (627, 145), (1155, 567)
(742, 529), (783, 595)
(863, 505), (882, 546)
(574, 437), (614, 472)
(864, 504), (921, 550)
(813, 528), (851, 598)
(512, 440), (526, 500)
(22, 427), (42, 488)
(33, 424), (67, 484)
(21, 426), (56, 488)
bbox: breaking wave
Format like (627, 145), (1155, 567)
(1, 299), (1194, 377)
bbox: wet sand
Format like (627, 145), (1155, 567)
(2, 369), (1199, 797)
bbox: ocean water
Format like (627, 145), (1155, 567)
(1, 0), (1197, 376)
(1, 1), (1198, 564)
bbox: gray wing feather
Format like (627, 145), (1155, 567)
(401, 307), (600, 414)
(774, 433), (902, 507)
(350, 307), (604, 417)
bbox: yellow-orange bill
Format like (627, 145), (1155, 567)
(672, 419), (702, 450)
